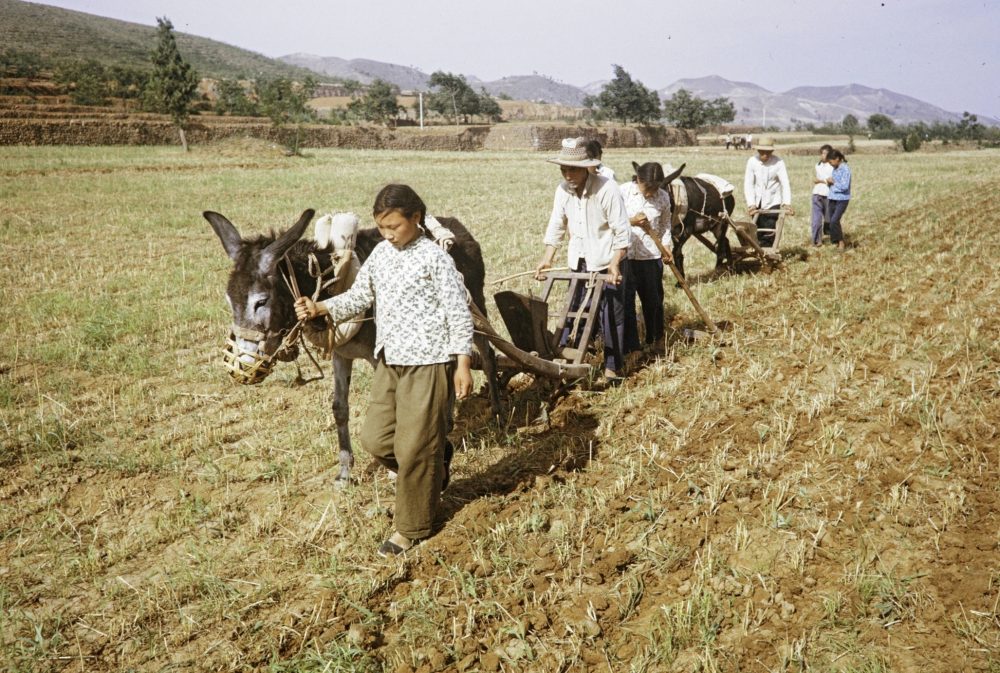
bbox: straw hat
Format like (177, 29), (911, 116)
(755, 136), (776, 151)
(547, 137), (601, 168)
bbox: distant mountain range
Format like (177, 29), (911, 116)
(657, 75), (993, 127)
(281, 54), (591, 107)
(286, 54), (992, 127)
(2, 0), (992, 127)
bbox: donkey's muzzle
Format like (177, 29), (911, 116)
(223, 331), (275, 385)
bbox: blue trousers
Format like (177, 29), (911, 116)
(828, 199), (850, 244)
(562, 260), (628, 373)
(810, 194), (828, 244)
(623, 258), (664, 352)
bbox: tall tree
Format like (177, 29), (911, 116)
(661, 88), (735, 129)
(347, 78), (403, 126)
(255, 76), (317, 154)
(867, 113), (895, 135)
(427, 71), (480, 123)
(842, 114), (860, 134)
(146, 17), (199, 151)
(590, 65), (661, 125)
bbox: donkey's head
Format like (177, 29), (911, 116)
(205, 209), (315, 384)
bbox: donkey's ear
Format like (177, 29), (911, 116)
(664, 163), (685, 184)
(259, 209), (315, 275)
(632, 161), (641, 172)
(204, 211), (242, 261)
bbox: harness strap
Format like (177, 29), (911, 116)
(673, 179), (731, 241)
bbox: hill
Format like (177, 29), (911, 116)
(662, 74), (770, 99)
(0, 0), (319, 80)
(281, 53), (586, 105)
(280, 53), (432, 90)
(660, 76), (999, 127)
(483, 75), (587, 106)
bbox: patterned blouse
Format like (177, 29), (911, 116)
(619, 180), (672, 261)
(319, 236), (473, 365)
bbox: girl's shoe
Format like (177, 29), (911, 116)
(377, 532), (418, 558)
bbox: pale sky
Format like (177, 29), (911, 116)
(26, 0), (1000, 118)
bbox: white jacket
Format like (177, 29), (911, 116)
(812, 162), (833, 197)
(544, 173), (630, 270)
(744, 155), (791, 209)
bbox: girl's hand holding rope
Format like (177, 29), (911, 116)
(295, 297), (327, 321)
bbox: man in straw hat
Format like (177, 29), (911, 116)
(743, 135), (794, 247)
(534, 137), (632, 379)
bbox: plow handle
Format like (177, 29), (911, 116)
(637, 221), (720, 335)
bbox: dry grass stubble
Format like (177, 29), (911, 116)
(1, 146), (999, 671)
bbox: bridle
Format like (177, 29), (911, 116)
(222, 248), (356, 385)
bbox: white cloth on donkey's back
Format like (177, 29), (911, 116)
(694, 173), (735, 197)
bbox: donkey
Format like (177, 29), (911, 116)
(205, 209), (501, 483)
(664, 163), (735, 279)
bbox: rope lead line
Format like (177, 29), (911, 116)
(275, 254), (325, 382)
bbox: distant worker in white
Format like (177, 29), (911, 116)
(743, 136), (793, 247)
(810, 144), (834, 246)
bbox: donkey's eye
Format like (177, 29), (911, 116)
(254, 298), (268, 310)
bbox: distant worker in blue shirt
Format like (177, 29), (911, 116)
(825, 149), (852, 250)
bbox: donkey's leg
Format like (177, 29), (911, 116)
(672, 232), (689, 281)
(331, 353), (355, 484)
(715, 222), (733, 271)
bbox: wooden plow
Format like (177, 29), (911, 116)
(472, 270), (616, 381)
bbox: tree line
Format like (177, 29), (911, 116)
(797, 111), (999, 150)
(340, 72), (502, 126)
(29, 32), (994, 151)
(583, 65), (736, 128)
(6, 40), (736, 132)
